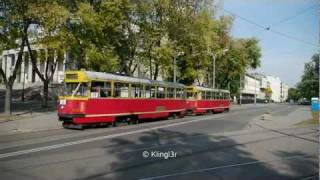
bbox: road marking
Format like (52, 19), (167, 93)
(0, 114), (223, 159)
(0, 104), (291, 159)
(139, 155), (316, 180)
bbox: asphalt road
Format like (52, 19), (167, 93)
(0, 104), (318, 180)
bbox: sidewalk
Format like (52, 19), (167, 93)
(231, 103), (272, 110)
(0, 111), (61, 136)
(249, 105), (315, 130)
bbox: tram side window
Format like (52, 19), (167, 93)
(213, 92), (217, 100)
(186, 92), (194, 99)
(145, 85), (151, 98)
(225, 93), (230, 99)
(201, 91), (206, 100)
(145, 85), (156, 98)
(114, 82), (129, 98)
(206, 91), (212, 99)
(167, 87), (175, 98)
(157, 86), (165, 98)
(131, 84), (143, 98)
(66, 83), (88, 97)
(91, 81), (111, 98)
(176, 88), (184, 99)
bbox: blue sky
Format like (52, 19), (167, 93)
(219, 0), (319, 87)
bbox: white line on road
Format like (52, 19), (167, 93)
(0, 104), (290, 159)
(0, 115), (223, 159)
(139, 155), (316, 180)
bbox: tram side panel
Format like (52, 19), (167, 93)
(58, 98), (186, 125)
(186, 99), (230, 114)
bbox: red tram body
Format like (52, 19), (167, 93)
(59, 98), (186, 125)
(58, 70), (230, 129)
(58, 71), (186, 128)
(186, 86), (230, 115)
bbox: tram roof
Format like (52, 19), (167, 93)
(83, 71), (185, 88)
(193, 86), (230, 93)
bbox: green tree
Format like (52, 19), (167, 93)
(288, 88), (301, 102)
(216, 38), (261, 95)
(0, 0), (29, 114)
(69, 1), (122, 72)
(297, 53), (319, 100)
(165, 0), (221, 85)
(25, 0), (70, 107)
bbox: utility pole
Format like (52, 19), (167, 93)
(212, 54), (216, 88)
(21, 71), (25, 102)
(239, 75), (242, 105)
(254, 77), (257, 105)
(173, 55), (176, 83)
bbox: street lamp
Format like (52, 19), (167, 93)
(212, 48), (228, 89)
(254, 76), (257, 105)
(173, 52), (184, 83)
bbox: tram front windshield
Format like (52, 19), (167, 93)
(63, 83), (88, 97)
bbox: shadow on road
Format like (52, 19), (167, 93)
(74, 128), (318, 180)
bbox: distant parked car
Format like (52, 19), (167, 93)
(298, 98), (311, 105)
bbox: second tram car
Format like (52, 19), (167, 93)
(58, 70), (187, 128)
(186, 86), (230, 115)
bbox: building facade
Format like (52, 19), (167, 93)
(280, 82), (289, 102)
(240, 74), (260, 103)
(0, 46), (69, 89)
(251, 73), (289, 103)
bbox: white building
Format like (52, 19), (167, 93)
(0, 46), (69, 89)
(265, 75), (282, 103)
(280, 82), (289, 102)
(240, 74), (260, 103)
(251, 73), (289, 103)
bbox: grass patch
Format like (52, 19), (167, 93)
(296, 118), (319, 126)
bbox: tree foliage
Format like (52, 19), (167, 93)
(296, 53), (319, 100)
(0, 0), (263, 110)
(288, 88), (301, 102)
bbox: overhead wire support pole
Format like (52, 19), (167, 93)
(254, 77), (257, 105)
(212, 53), (216, 89)
(173, 55), (176, 83)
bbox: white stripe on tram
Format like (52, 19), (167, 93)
(85, 109), (187, 117)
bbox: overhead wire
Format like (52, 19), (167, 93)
(221, 7), (319, 48)
(269, 4), (318, 27)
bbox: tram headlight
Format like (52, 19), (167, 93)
(60, 99), (66, 105)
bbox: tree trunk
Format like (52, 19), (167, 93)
(42, 81), (49, 108)
(4, 84), (12, 115)
(153, 63), (159, 80)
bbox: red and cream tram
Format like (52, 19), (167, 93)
(186, 86), (230, 115)
(58, 70), (187, 128)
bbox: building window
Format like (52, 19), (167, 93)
(11, 54), (15, 67)
(57, 61), (64, 71)
(24, 53), (29, 80)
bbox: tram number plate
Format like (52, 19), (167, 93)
(60, 99), (66, 105)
